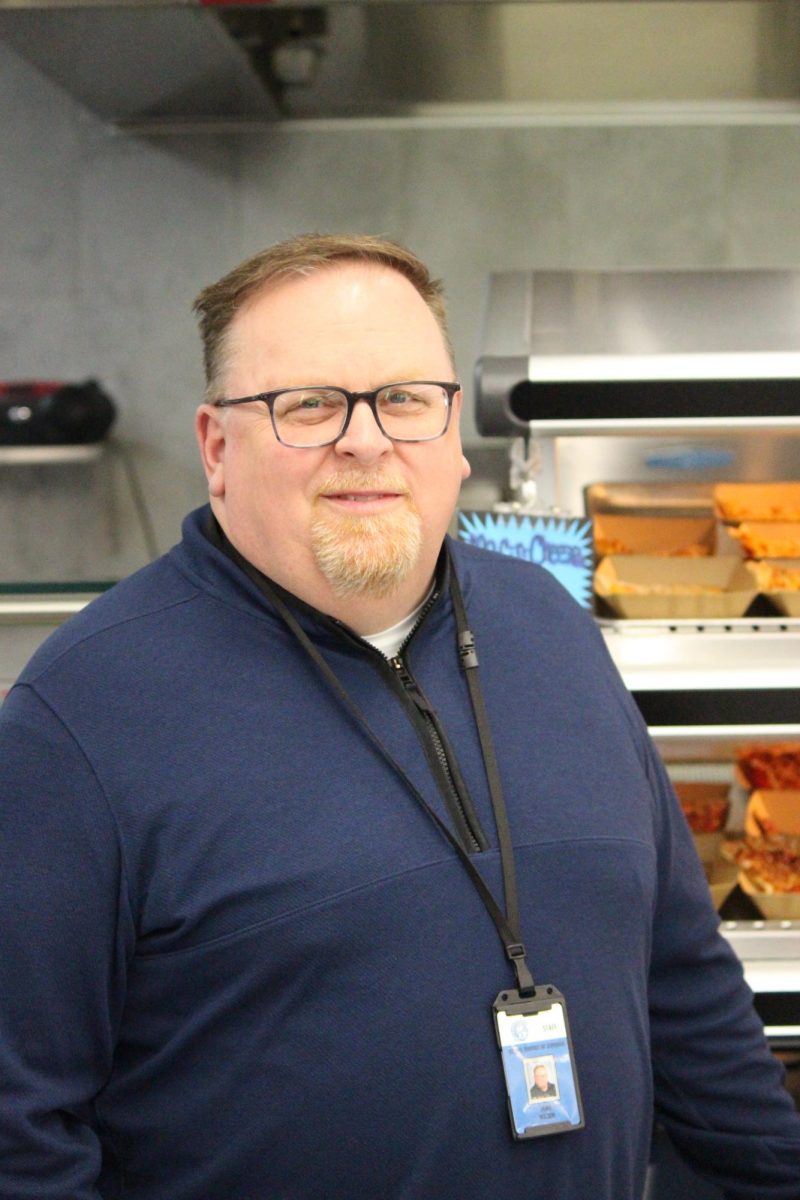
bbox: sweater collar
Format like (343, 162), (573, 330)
(180, 504), (451, 650)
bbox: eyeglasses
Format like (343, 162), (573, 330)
(211, 380), (459, 448)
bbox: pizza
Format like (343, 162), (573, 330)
(737, 743), (800, 790)
(605, 581), (723, 596)
(723, 835), (800, 894)
(729, 524), (800, 560)
(673, 783), (729, 834)
(746, 560), (800, 592)
(714, 482), (800, 523)
(594, 536), (709, 558)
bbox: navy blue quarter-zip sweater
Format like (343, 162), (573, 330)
(0, 505), (798, 1200)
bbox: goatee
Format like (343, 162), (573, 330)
(310, 472), (422, 598)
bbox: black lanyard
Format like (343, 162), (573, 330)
(447, 563), (533, 994)
(214, 527), (535, 998)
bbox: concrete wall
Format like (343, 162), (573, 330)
(3, 37), (800, 579)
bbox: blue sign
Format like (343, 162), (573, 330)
(457, 510), (593, 609)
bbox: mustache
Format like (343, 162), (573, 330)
(314, 470), (410, 498)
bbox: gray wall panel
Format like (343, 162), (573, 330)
(4, 38), (800, 579)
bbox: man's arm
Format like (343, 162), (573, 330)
(0, 684), (133, 1199)
(644, 736), (800, 1199)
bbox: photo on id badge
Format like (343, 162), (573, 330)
(526, 1056), (559, 1103)
(494, 990), (584, 1139)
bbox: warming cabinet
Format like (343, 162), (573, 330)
(473, 268), (800, 1051)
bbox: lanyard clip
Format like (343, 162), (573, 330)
(507, 942), (536, 998)
(458, 630), (479, 669)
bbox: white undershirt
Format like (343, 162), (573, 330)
(361, 589), (433, 658)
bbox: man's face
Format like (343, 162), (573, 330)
(196, 262), (470, 614)
(534, 1067), (549, 1090)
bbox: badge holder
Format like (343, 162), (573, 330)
(493, 984), (585, 1140)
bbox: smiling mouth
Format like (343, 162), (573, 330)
(324, 491), (401, 502)
(315, 471), (410, 509)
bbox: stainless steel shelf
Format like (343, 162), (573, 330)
(0, 595), (98, 624)
(524, 416), (800, 437)
(600, 617), (800, 757)
(0, 444), (105, 466)
(602, 619), (800, 692)
(600, 615), (800, 632)
(721, 922), (800, 1041)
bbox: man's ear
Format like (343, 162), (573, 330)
(195, 405), (226, 498)
(452, 389), (471, 482)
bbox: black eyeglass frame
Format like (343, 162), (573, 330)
(210, 380), (460, 447)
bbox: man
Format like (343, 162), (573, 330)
(530, 1063), (558, 1101)
(0, 233), (798, 1200)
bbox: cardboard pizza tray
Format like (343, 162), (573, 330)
(594, 555), (758, 619)
(592, 514), (717, 558)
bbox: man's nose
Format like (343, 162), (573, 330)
(334, 399), (392, 460)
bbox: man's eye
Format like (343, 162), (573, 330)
(279, 392), (344, 419)
(383, 390), (428, 409)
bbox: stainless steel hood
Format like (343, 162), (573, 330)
(0, 4), (280, 121)
(2, 1), (800, 128)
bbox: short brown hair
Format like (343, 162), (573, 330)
(192, 232), (454, 401)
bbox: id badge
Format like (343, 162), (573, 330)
(493, 984), (585, 1140)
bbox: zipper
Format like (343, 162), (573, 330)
(387, 652), (489, 855)
(396, 585), (441, 658)
(333, 583), (489, 855)
(208, 519), (490, 856)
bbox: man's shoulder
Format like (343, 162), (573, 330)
(17, 553), (199, 688)
(449, 535), (553, 582)
(16, 507), (241, 689)
(448, 536), (594, 625)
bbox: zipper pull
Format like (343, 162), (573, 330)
(389, 656), (432, 712)
(390, 655), (415, 690)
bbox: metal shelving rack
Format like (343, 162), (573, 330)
(602, 613), (800, 1043)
